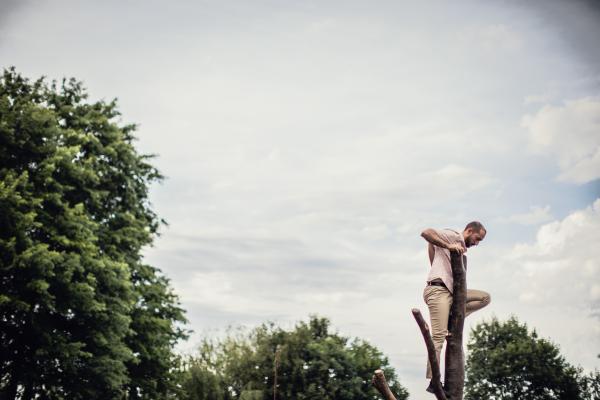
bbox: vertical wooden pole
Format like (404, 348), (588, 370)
(444, 252), (467, 399)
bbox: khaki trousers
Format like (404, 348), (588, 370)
(423, 286), (491, 379)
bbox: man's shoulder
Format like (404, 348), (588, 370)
(439, 228), (462, 242)
(438, 228), (459, 235)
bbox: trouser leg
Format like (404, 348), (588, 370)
(465, 289), (491, 317)
(423, 286), (452, 379)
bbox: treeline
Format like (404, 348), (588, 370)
(180, 315), (600, 400)
(181, 316), (408, 400)
(181, 315), (600, 400)
(1, 69), (599, 400)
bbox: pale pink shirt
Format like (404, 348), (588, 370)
(426, 228), (466, 294)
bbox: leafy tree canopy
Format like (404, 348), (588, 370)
(0, 67), (186, 399)
(465, 316), (589, 400)
(182, 316), (409, 400)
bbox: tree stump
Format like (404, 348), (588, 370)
(372, 369), (398, 400)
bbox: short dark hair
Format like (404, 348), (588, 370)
(465, 221), (486, 234)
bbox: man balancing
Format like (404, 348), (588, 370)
(420, 221), (491, 393)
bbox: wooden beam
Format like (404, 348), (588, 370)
(412, 309), (448, 400)
(444, 252), (467, 400)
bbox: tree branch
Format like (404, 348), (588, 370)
(371, 369), (398, 400)
(412, 308), (448, 400)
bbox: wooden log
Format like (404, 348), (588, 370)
(412, 309), (448, 400)
(444, 252), (467, 399)
(371, 369), (397, 400)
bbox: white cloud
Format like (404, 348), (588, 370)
(511, 200), (600, 260)
(496, 205), (553, 225)
(522, 98), (600, 184)
(480, 24), (523, 52)
(410, 164), (493, 200)
(523, 93), (551, 105)
(489, 199), (600, 369)
(456, 23), (523, 53)
(557, 146), (600, 184)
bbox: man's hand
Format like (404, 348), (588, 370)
(447, 243), (466, 254)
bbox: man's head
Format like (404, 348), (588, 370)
(463, 221), (486, 247)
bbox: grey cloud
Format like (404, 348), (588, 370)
(184, 304), (287, 333)
(147, 232), (391, 292)
(0, 0), (22, 21)
(512, 0), (600, 72)
(0, 0), (25, 44)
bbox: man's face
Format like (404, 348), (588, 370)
(465, 228), (486, 248)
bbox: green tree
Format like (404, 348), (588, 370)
(182, 316), (409, 400)
(465, 316), (582, 400)
(0, 68), (186, 399)
(580, 370), (600, 400)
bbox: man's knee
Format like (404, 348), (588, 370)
(431, 330), (448, 345)
(482, 291), (491, 306)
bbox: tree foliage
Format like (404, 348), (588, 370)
(182, 316), (409, 400)
(580, 369), (600, 400)
(0, 68), (186, 399)
(465, 316), (584, 400)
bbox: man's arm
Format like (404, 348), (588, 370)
(428, 243), (434, 265)
(421, 228), (466, 254)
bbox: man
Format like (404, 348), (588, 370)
(420, 221), (491, 393)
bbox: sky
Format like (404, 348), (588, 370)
(1, 1), (599, 398)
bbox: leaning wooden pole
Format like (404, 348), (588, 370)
(372, 309), (449, 400)
(444, 252), (467, 399)
(412, 309), (447, 400)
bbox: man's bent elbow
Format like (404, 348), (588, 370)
(421, 228), (434, 239)
(483, 291), (491, 306)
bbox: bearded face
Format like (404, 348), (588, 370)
(465, 229), (486, 247)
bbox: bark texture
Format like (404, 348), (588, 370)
(412, 309), (447, 400)
(444, 253), (467, 400)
